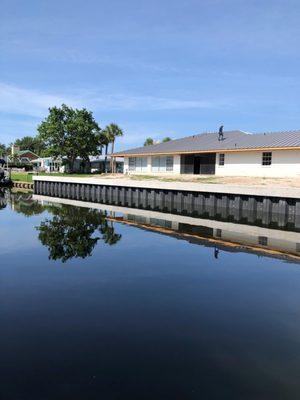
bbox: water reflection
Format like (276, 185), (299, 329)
(0, 189), (44, 215)
(37, 205), (122, 262)
(3, 190), (300, 399)
(0, 190), (122, 262)
(2, 190), (300, 263)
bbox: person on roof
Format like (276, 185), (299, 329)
(218, 125), (224, 141)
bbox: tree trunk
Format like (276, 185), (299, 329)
(110, 140), (115, 173)
(104, 144), (108, 173)
(68, 157), (75, 173)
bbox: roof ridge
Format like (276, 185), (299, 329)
(257, 129), (300, 135)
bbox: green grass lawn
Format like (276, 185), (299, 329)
(11, 172), (95, 183)
(11, 172), (34, 183)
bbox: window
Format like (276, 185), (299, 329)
(262, 152), (272, 166)
(129, 157), (136, 171)
(151, 156), (160, 172)
(151, 156), (174, 172)
(129, 157), (147, 172)
(219, 153), (225, 166)
(166, 156), (174, 172)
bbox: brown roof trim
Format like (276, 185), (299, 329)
(113, 146), (300, 157)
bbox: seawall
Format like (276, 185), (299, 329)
(33, 176), (300, 230)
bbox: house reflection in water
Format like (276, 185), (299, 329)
(33, 193), (300, 263)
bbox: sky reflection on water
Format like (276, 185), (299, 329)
(1, 190), (300, 399)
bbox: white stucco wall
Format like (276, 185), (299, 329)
(124, 150), (300, 177)
(215, 150), (300, 177)
(173, 155), (181, 174)
(124, 157), (129, 173)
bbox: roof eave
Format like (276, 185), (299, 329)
(113, 146), (300, 157)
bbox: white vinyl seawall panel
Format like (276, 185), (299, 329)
(215, 150), (300, 177)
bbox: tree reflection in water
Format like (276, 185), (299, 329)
(0, 189), (44, 215)
(36, 205), (122, 262)
(0, 189), (7, 210)
(0, 189), (122, 261)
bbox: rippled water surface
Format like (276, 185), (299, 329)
(1, 190), (300, 399)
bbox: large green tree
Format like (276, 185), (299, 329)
(162, 137), (172, 142)
(37, 104), (102, 172)
(14, 136), (46, 155)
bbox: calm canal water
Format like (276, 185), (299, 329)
(2, 190), (300, 399)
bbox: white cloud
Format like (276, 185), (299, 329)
(0, 82), (225, 119)
(0, 83), (80, 118)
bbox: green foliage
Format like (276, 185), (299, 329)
(10, 192), (44, 216)
(102, 123), (124, 173)
(103, 123), (123, 145)
(36, 205), (122, 262)
(144, 137), (154, 146)
(162, 137), (172, 142)
(0, 143), (7, 157)
(14, 136), (45, 155)
(37, 104), (102, 172)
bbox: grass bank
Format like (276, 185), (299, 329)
(11, 172), (95, 183)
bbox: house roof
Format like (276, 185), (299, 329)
(17, 149), (39, 157)
(113, 130), (300, 156)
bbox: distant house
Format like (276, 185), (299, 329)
(10, 145), (39, 164)
(89, 155), (124, 173)
(32, 155), (124, 174)
(16, 150), (39, 163)
(114, 129), (300, 177)
(31, 157), (63, 173)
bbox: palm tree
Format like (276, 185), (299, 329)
(144, 137), (154, 146)
(103, 123), (124, 173)
(101, 129), (113, 173)
(162, 137), (172, 142)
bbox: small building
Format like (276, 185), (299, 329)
(10, 146), (39, 164)
(89, 155), (124, 173)
(114, 130), (300, 177)
(31, 157), (63, 173)
(16, 150), (39, 163)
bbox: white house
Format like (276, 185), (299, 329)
(31, 157), (63, 173)
(113, 130), (300, 178)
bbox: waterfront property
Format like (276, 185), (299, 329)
(114, 129), (300, 177)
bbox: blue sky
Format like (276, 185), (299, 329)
(1, 0), (300, 150)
